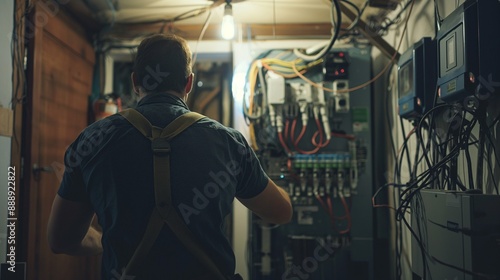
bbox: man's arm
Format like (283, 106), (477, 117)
(47, 194), (102, 256)
(237, 179), (292, 224)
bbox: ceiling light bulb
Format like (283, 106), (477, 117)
(221, 4), (235, 40)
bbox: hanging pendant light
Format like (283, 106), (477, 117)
(221, 1), (235, 40)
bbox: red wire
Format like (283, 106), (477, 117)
(326, 195), (335, 221)
(284, 120), (290, 140)
(287, 158), (301, 182)
(292, 118), (321, 154)
(332, 132), (356, 141)
(318, 195), (351, 235)
(311, 118), (330, 148)
(333, 196), (351, 220)
(316, 195), (329, 214)
(337, 195), (352, 234)
(314, 118), (323, 147)
(287, 158), (293, 171)
(294, 125), (307, 146)
(312, 131), (330, 147)
(372, 128), (415, 210)
(278, 132), (291, 154)
(317, 195), (335, 227)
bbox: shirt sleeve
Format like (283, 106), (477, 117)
(57, 138), (90, 202)
(234, 132), (269, 199)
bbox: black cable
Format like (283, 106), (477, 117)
(416, 102), (460, 190)
(396, 144), (462, 220)
(404, 206), (499, 279)
(420, 120), (443, 189)
(476, 109), (487, 191)
(399, 117), (413, 178)
(479, 116), (500, 194)
(411, 124), (421, 181)
(486, 145), (500, 195)
(446, 108), (465, 190)
(391, 94), (499, 280)
(417, 104), (450, 170)
(434, 0), (443, 24)
(340, 0), (361, 31)
(392, 143), (403, 280)
(400, 196), (432, 280)
(379, 0), (414, 33)
(488, 109), (500, 129)
(413, 192), (429, 280)
(358, 0), (370, 19)
(462, 112), (476, 190)
(400, 113), (477, 202)
(450, 113), (476, 191)
(393, 120), (415, 280)
(385, 64), (398, 161)
(396, 124), (412, 189)
(396, 186), (402, 280)
(294, 0), (341, 61)
(397, 173), (432, 222)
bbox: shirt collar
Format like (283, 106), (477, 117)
(136, 92), (189, 110)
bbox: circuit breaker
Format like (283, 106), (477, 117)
(243, 46), (378, 280)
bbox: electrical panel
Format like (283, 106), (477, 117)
(323, 51), (349, 81)
(436, 0), (500, 103)
(244, 46), (379, 280)
(398, 37), (437, 120)
(411, 190), (500, 279)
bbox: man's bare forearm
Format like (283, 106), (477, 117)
(60, 227), (103, 256)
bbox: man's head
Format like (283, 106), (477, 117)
(131, 34), (193, 99)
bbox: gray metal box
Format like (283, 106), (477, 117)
(411, 190), (500, 279)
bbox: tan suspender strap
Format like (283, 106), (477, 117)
(118, 109), (228, 280)
(121, 209), (164, 277)
(119, 109), (156, 139)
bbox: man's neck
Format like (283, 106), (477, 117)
(138, 90), (186, 103)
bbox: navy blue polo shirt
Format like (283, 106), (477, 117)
(58, 93), (269, 279)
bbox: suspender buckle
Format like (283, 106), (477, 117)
(151, 138), (171, 154)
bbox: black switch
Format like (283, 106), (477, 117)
(323, 51), (349, 81)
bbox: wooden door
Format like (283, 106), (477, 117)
(23, 5), (100, 280)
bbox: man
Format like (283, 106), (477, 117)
(47, 34), (292, 279)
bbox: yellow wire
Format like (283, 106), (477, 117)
(290, 0), (415, 94)
(247, 62), (259, 150)
(248, 61), (258, 114)
(244, 56), (320, 149)
(249, 123), (258, 150)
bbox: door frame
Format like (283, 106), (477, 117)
(21, 4), (44, 277)
(19, 4), (98, 279)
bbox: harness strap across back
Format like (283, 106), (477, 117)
(118, 108), (228, 280)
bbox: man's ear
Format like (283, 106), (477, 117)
(184, 73), (194, 95)
(131, 72), (140, 95)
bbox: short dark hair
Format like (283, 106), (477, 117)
(133, 34), (192, 94)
